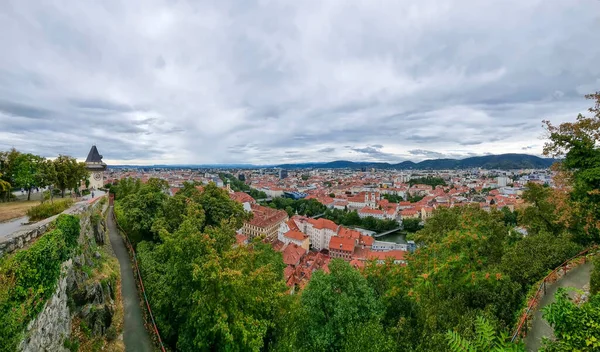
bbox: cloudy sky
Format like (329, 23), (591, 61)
(1, 0), (599, 165)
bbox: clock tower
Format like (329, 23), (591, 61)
(85, 145), (107, 190)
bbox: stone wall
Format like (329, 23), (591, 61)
(19, 260), (73, 352)
(0, 200), (99, 259)
(16, 197), (108, 352)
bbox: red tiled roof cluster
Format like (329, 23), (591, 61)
(229, 192), (256, 204)
(248, 204), (288, 228)
(307, 218), (338, 231)
(284, 230), (308, 241)
(338, 227), (361, 240)
(283, 244), (307, 266)
(369, 250), (407, 261)
(329, 236), (355, 252)
(284, 252), (330, 289)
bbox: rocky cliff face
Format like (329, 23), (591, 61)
(69, 252), (115, 337)
(17, 199), (116, 352)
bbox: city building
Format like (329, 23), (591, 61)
(242, 204), (288, 240)
(497, 176), (510, 187)
(294, 217), (338, 251)
(278, 219), (310, 250)
(279, 169), (288, 179)
(329, 236), (356, 260)
(368, 250), (407, 264)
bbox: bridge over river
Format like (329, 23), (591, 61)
(373, 227), (403, 238)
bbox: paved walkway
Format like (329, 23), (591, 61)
(0, 216), (29, 239)
(82, 190), (105, 201)
(107, 206), (153, 352)
(524, 261), (593, 351)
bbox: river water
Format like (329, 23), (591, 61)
(377, 230), (408, 244)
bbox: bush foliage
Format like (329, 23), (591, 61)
(26, 199), (74, 221)
(0, 214), (80, 350)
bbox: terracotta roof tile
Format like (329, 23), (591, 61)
(329, 236), (355, 252)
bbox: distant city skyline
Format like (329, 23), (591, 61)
(1, 1), (599, 164)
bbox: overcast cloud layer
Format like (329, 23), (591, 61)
(1, 0), (599, 165)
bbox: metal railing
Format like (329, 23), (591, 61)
(511, 245), (598, 342)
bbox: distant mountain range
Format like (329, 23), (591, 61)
(109, 154), (557, 170)
(275, 154), (557, 170)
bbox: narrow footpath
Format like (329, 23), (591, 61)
(107, 206), (153, 352)
(524, 261), (593, 351)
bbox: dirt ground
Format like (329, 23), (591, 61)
(0, 200), (41, 222)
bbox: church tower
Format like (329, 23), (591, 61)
(85, 145), (107, 190)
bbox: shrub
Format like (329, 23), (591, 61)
(64, 337), (80, 352)
(56, 214), (81, 248)
(106, 325), (117, 341)
(27, 199), (74, 221)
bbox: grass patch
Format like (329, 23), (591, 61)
(0, 200), (41, 222)
(26, 199), (74, 222)
(64, 337), (80, 352)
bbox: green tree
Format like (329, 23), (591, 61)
(0, 148), (21, 200)
(543, 91), (600, 241)
(296, 260), (385, 351)
(407, 193), (425, 203)
(501, 206), (518, 227)
(0, 172), (11, 199)
(135, 185), (288, 351)
(12, 153), (47, 200)
(115, 178), (169, 244)
(53, 155), (88, 198)
(362, 259), (420, 350)
(519, 183), (563, 236)
(382, 193), (403, 203)
(110, 177), (142, 200)
(402, 217), (423, 233)
(500, 232), (581, 287)
(409, 177), (447, 188)
(415, 206), (461, 244)
(342, 210), (361, 226)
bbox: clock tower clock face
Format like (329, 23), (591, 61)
(94, 172), (102, 181)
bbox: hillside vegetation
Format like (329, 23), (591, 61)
(0, 214), (80, 350)
(276, 153), (556, 170)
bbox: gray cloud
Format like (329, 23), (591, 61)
(522, 145), (536, 150)
(317, 147), (335, 153)
(0, 0), (598, 164)
(408, 149), (446, 159)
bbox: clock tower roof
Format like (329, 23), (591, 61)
(85, 145), (103, 163)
